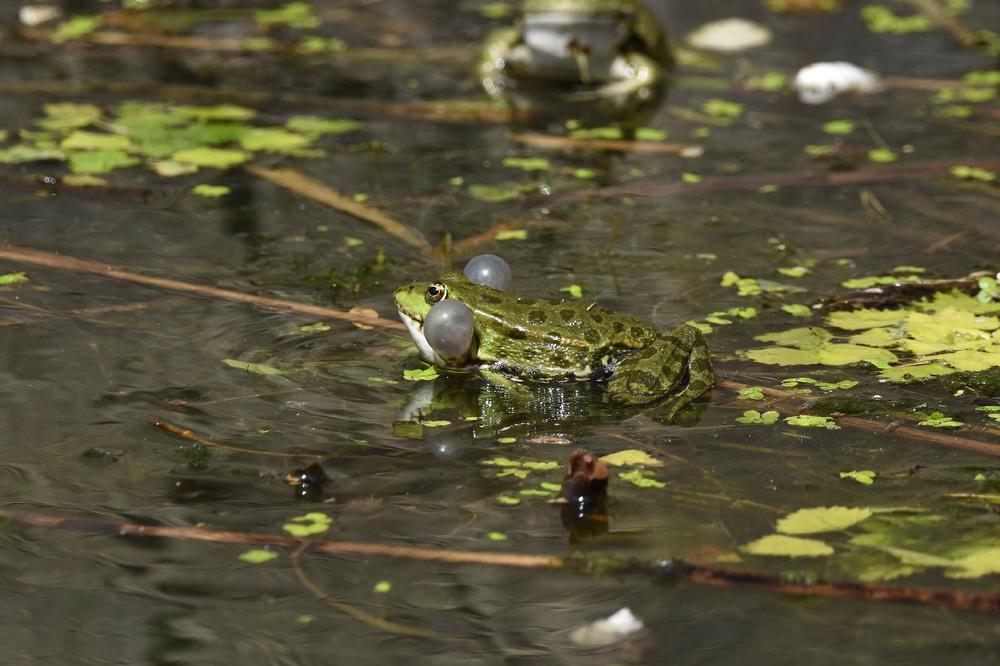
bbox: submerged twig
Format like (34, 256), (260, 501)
(715, 377), (1000, 457)
(245, 165), (431, 252)
(149, 416), (323, 459)
(5, 509), (1000, 614)
(290, 543), (447, 639)
(509, 132), (704, 156)
(0, 244), (405, 330)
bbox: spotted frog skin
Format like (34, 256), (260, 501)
(394, 272), (712, 409)
(478, 0), (672, 99)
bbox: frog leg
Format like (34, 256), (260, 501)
(606, 324), (713, 407)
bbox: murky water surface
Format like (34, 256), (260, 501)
(1, 1), (999, 663)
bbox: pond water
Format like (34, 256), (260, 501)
(1, 0), (1000, 663)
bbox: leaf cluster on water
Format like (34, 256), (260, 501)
(0, 101), (363, 181)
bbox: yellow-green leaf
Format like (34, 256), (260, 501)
(222, 358), (284, 376)
(600, 449), (663, 467)
(239, 549), (278, 563)
(742, 534), (834, 557)
(776, 506), (872, 534)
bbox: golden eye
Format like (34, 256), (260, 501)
(425, 282), (446, 304)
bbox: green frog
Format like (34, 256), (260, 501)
(394, 272), (712, 414)
(478, 0), (672, 100)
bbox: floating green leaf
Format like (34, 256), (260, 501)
(785, 415), (840, 429)
(827, 308), (906, 330)
(37, 103), (102, 131)
(840, 470), (876, 485)
(495, 229), (528, 241)
(861, 5), (931, 34)
(256, 2), (320, 29)
(172, 147), (250, 169)
(777, 506), (872, 534)
(502, 157), (550, 171)
(742, 534), (833, 557)
(299, 322), (331, 333)
(173, 105), (257, 122)
(487, 531), (508, 541)
(950, 548), (1000, 579)
(286, 116), (363, 135)
(917, 412), (963, 428)
(497, 494), (521, 506)
(600, 449), (663, 467)
(738, 387), (765, 400)
(560, 284), (584, 299)
(735, 409), (780, 425)
(239, 549), (278, 564)
(67, 150), (140, 174)
(282, 512), (332, 538)
(702, 99), (743, 119)
(52, 15), (102, 43)
(619, 470), (666, 488)
(192, 184), (231, 198)
(0, 272), (29, 285)
(868, 148), (898, 163)
(468, 183), (523, 203)
(222, 359), (284, 376)
(61, 131), (132, 152)
(239, 128), (312, 153)
(0, 145), (65, 163)
(782, 304), (812, 317)
(403, 366), (439, 381)
(823, 120), (855, 135)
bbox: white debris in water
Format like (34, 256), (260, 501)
(793, 61), (885, 105)
(686, 18), (773, 53)
(19, 4), (61, 26)
(569, 607), (645, 647)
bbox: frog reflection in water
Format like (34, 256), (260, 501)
(478, 0), (672, 101)
(394, 272), (712, 417)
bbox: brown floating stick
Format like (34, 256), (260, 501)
(246, 166), (431, 252)
(0, 244), (405, 330)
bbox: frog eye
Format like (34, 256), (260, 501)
(425, 282), (446, 304)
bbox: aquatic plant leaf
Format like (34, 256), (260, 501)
(256, 2), (320, 28)
(817, 343), (897, 366)
(619, 470), (665, 488)
(62, 174), (107, 187)
(868, 149), (898, 163)
(569, 126), (622, 140)
(282, 511), (332, 537)
(421, 420), (450, 427)
(755, 327), (831, 349)
(746, 347), (821, 365)
(240, 128), (312, 153)
(522, 461), (559, 470)
(173, 105), (257, 122)
(879, 362), (955, 382)
(152, 161), (198, 177)
(702, 98), (744, 118)
(823, 119), (855, 135)
(848, 327), (899, 347)
(171, 147), (250, 169)
(286, 116), (363, 135)
(600, 450), (663, 467)
(917, 412), (963, 428)
(777, 266), (809, 277)
(735, 410), (780, 425)
(0, 145), (65, 163)
(928, 349), (1000, 372)
(180, 122), (253, 146)
(827, 309), (906, 330)
(60, 130), (132, 152)
(222, 359), (284, 375)
(949, 548), (1000, 579)
(501, 157), (550, 171)
(495, 229), (527, 240)
(467, 183), (522, 202)
(68, 150), (140, 174)
(0, 272), (29, 285)
(840, 470), (876, 485)
(52, 15), (102, 43)
(737, 387), (765, 400)
(785, 415), (840, 429)
(496, 494), (520, 505)
(776, 506), (872, 534)
(239, 549), (278, 564)
(742, 534), (833, 557)
(560, 284), (583, 299)
(782, 304), (812, 317)
(37, 103), (102, 131)
(402, 366), (438, 381)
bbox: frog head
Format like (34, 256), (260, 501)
(394, 271), (480, 366)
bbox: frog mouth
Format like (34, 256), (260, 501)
(397, 310), (441, 366)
